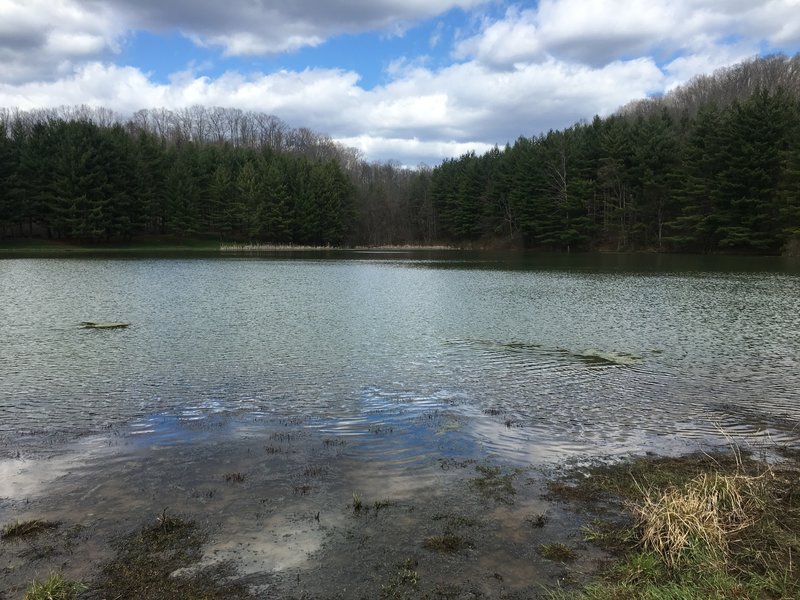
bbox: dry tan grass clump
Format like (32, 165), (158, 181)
(631, 470), (771, 568)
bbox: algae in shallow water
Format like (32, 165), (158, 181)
(573, 349), (642, 366)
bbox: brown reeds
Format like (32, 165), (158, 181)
(631, 470), (772, 568)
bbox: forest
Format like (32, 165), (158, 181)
(1, 54), (799, 254)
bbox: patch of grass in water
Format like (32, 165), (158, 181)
(322, 437), (347, 447)
(294, 484), (312, 496)
(380, 557), (419, 600)
(23, 571), (85, 600)
(526, 512), (549, 528)
(423, 534), (471, 553)
(572, 349), (642, 366)
(580, 519), (635, 554)
(1, 519), (58, 541)
(469, 464), (516, 504)
(92, 510), (254, 600)
(546, 451), (753, 506)
(303, 465), (326, 477)
(539, 542), (577, 562)
(374, 499), (396, 511)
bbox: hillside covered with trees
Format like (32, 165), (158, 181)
(1, 54), (799, 254)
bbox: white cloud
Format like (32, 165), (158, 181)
(455, 1), (800, 70)
(335, 135), (494, 167)
(0, 55), (665, 162)
(749, 0), (800, 46)
(97, 0), (488, 55)
(0, 0), (488, 80)
(0, 0), (124, 82)
(1, 0), (798, 165)
(662, 45), (758, 90)
(453, 7), (542, 68)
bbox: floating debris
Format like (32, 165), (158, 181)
(80, 321), (130, 329)
(574, 349), (642, 366)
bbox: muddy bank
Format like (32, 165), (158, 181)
(1, 409), (605, 599)
(2, 407), (797, 599)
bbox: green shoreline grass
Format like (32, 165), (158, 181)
(548, 448), (800, 599)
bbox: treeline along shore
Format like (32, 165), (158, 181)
(1, 54), (799, 254)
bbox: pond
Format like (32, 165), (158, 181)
(2, 251), (799, 460)
(1, 251), (799, 596)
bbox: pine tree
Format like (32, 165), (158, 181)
(165, 146), (200, 235)
(596, 116), (634, 249)
(714, 89), (789, 252)
(776, 97), (800, 252)
(259, 162), (293, 242)
(0, 124), (16, 237)
(629, 110), (680, 249)
(666, 105), (724, 252)
(130, 129), (169, 235)
(208, 162), (235, 238)
(235, 159), (264, 239)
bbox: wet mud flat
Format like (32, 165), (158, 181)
(0, 407), (613, 599)
(2, 407), (798, 599)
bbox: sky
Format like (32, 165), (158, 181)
(1, 1), (799, 166)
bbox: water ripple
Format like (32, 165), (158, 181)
(2, 257), (799, 462)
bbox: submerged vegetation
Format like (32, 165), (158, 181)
(422, 533), (471, 553)
(469, 464), (517, 503)
(538, 542), (578, 562)
(93, 511), (253, 600)
(1, 54), (799, 253)
(549, 449), (800, 599)
(23, 572), (85, 600)
(4, 446), (799, 599)
(1, 519), (58, 541)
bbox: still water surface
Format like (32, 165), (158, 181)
(2, 252), (799, 462)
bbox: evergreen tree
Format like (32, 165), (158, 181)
(208, 162), (235, 238)
(596, 116), (634, 249)
(776, 97), (800, 251)
(666, 105), (725, 251)
(629, 110), (680, 249)
(236, 159), (264, 239)
(0, 125), (14, 237)
(430, 158), (462, 240)
(714, 89), (791, 252)
(130, 129), (169, 235)
(532, 128), (594, 251)
(259, 161), (293, 243)
(165, 146), (200, 235)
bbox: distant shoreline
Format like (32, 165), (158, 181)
(1, 238), (796, 258)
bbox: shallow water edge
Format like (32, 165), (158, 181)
(2, 404), (796, 599)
